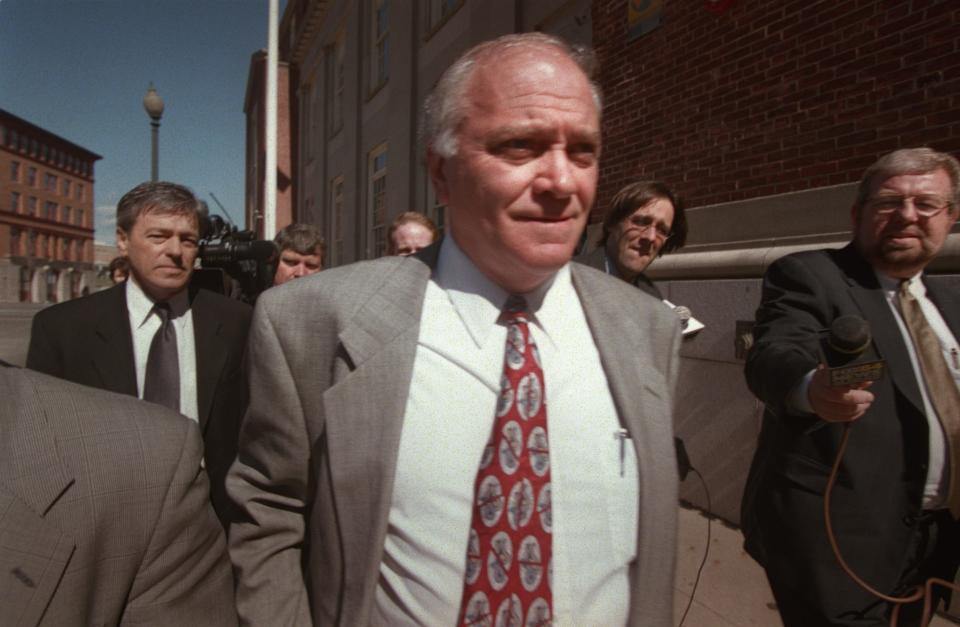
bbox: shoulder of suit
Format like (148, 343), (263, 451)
(32, 283), (122, 322)
(12, 366), (192, 440)
(258, 255), (413, 311)
(192, 287), (252, 316)
(572, 262), (671, 314)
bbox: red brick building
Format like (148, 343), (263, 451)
(0, 109), (100, 303)
(593, 1), (958, 212)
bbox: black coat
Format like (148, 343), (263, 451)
(741, 243), (960, 617)
(26, 283), (252, 529)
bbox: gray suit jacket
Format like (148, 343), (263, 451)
(0, 367), (237, 626)
(228, 246), (681, 626)
(575, 246), (664, 300)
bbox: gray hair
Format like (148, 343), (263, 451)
(116, 181), (203, 233)
(853, 147), (960, 214)
(421, 32), (603, 159)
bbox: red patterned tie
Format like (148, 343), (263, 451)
(459, 295), (553, 627)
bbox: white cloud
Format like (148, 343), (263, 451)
(94, 204), (117, 245)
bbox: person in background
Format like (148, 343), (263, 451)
(387, 211), (439, 256)
(576, 180), (687, 299)
(273, 222), (325, 285)
(108, 255), (129, 284)
(27, 181), (251, 530)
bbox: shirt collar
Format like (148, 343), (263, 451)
(875, 269), (924, 298)
(435, 235), (569, 350)
(126, 275), (190, 328)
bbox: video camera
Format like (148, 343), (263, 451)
(196, 215), (277, 304)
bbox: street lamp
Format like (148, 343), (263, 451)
(143, 83), (165, 182)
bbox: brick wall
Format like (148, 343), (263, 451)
(591, 0), (960, 217)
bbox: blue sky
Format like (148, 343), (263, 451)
(0, 0), (274, 243)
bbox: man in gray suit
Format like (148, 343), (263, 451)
(0, 365), (236, 626)
(229, 32), (680, 626)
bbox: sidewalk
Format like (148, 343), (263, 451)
(674, 505), (954, 627)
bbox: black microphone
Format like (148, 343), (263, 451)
(818, 315), (886, 387)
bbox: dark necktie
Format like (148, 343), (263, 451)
(459, 295), (553, 626)
(143, 302), (180, 412)
(898, 280), (960, 518)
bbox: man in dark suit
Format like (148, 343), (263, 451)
(229, 33), (680, 626)
(26, 181), (251, 529)
(575, 180), (687, 299)
(742, 147), (960, 626)
(0, 364), (237, 626)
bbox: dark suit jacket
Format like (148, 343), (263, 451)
(25, 283), (252, 528)
(574, 246), (664, 299)
(0, 366), (237, 626)
(228, 244), (682, 626)
(741, 244), (960, 616)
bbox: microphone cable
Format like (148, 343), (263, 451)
(824, 423), (959, 627)
(677, 460), (712, 627)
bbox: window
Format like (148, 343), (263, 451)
(61, 238), (70, 260)
(44, 201), (57, 220)
(10, 191), (20, 212)
(63, 205), (72, 223)
(369, 0), (388, 92)
(27, 197), (37, 216)
(329, 29), (345, 133)
(62, 179), (71, 196)
(45, 172), (57, 191)
(330, 175), (345, 265)
(367, 144), (387, 258)
(427, 0), (463, 30)
(426, 170), (446, 237)
(27, 231), (37, 257)
(76, 207), (84, 226)
(77, 183), (84, 201)
(27, 167), (36, 187)
(10, 160), (19, 181)
(10, 227), (20, 256)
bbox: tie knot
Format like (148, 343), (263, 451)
(503, 295), (530, 322)
(154, 301), (172, 322)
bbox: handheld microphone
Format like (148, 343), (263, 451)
(818, 315), (886, 387)
(673, 306), (692, 331)
(663, 301), (704, 336)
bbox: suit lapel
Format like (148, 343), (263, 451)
(0, 370), (76, 624)
(835, 246), (925, 414)
(321, 257), (432, 613)
(191, 290), (224, 432)
(92, 285), (137, 396)
(570, 264), (668, 459)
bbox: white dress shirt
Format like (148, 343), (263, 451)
(126, 277), (199, 421)
(879, 272), (956, 509)
(375, 237), (638, 626)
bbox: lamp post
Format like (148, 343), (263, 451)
(143, 83), (164, 182)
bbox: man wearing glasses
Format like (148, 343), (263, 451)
(742, 147), (960, 626)
(576, 180), (687, 299)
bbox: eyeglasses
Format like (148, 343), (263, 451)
(866, 195), (952, 218)
(626, 216), (672, 242)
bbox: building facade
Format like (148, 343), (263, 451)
(0, 109), (100, 303)
(244, 50), (295, 239)
(255, 0), (591, 266)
